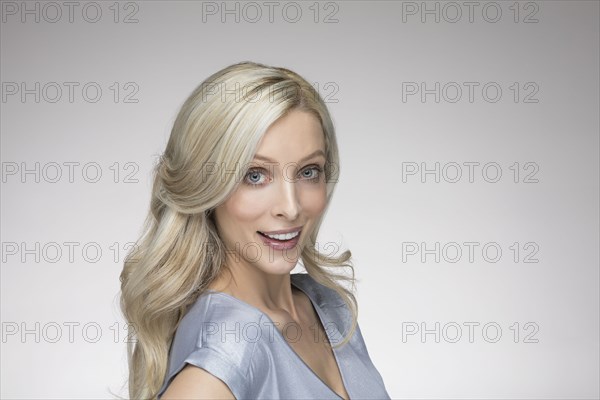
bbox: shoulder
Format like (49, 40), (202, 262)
(172, 291), (263, 365)
(158, 292), (263, 398)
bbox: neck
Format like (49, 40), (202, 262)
(209, 260), (300, 319)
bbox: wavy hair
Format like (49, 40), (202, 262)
(119, 61), (357, 399)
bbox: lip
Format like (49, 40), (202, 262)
(257, 230), (301, 251)
(257, 226), (303, 235)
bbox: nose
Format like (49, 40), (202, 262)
(272, 173), (300, 220)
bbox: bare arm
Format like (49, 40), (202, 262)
(161, 363), (236, 400)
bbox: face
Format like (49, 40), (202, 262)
(213, 109), (328, 276)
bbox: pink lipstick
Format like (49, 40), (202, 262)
(257, 228), (302, 251)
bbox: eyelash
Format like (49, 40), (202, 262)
(244, 165), (323, 187)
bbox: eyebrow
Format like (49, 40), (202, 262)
(253, 149), (326, 163)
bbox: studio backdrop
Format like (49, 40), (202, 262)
(1, 1), (598, 398)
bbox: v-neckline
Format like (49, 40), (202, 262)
(205, 275), (350, 400)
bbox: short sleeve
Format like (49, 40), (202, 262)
(156, 293), (259, 399)
(157, 346), (249, 399)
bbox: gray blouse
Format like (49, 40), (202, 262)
(157, 273), (390, 399)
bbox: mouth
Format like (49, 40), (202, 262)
(257, 227), (302, 249)
(257, 230), (301, 241)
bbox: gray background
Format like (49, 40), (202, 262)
(1, 1), (598, 398)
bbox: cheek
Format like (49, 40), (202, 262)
(225, 190), (266, 222)
(300, 184), (328, 215)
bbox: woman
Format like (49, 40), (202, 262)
(120, 61), (390, 399)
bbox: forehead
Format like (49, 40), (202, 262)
(254, 110), (325, 161)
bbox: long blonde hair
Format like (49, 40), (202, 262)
(119, 61), (357, 399)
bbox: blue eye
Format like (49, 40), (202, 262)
(245, 169), (267, 186)
(302, 166), (322, 181)
(243, 165), (324, 187)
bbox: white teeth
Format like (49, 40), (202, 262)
(263, 231), (300, 240)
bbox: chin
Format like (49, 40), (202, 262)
(255, 259), (299, 276)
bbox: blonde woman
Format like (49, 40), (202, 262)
(119, 61), (390, 399)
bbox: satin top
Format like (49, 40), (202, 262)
(157, 273), (390, 399)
